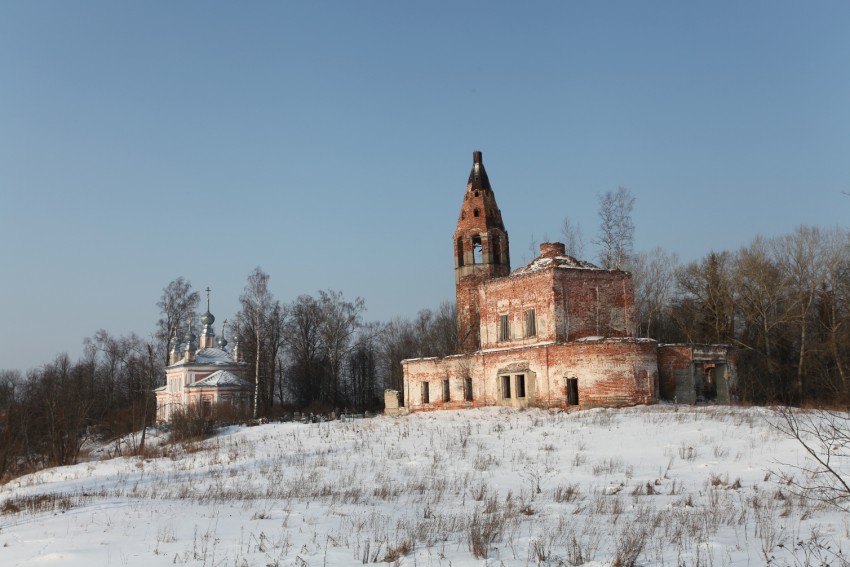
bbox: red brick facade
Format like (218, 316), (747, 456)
(403, 339), (658, 411)
(454, 151), (511, 352)
(399, 151), (734, 413)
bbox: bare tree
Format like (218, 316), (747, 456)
(816, 229), (850, 397)
(771, 406), (850, 512)
(594, 186), (635, 270)
(240, 267), (282, 418)
(526, 233), (539, 265)
(0, 370), (24, 480)
(773, 226), (826, 403)
(317, 290), (365, 405)
(674, 251), (736, 344)
(284, 294), (324, 405)
(379, 317), (416, 393)
(347, 321), (382, 410)
(733, 236), (791, 399)
(631, 247), (678, 337)
(156, 278), (199, 366)
(36, 354), (94, 466)
(560, 217), (585, 259)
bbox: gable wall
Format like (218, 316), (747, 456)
(554, 269), (634, 341)
(478, 270), (555, 349)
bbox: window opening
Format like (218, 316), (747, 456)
(472, 235), (483, 264)
(473, 208), (480, 217)
(422, 382), (430, 404)
(464, 377), (473, 401)
(567, 378), (579, 406)
(516, 374), (526, 398)
(442, 379), (450, 402)
(525, 309), (536, 337)
(501, 375), (511, 399)
(499, 314), (510, 342)
(457, 237), (464, 267)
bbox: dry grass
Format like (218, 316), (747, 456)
(2, 405), (849, 566)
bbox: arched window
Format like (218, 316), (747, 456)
(472, 235), (483, 264)
(473, 208), (480, 217)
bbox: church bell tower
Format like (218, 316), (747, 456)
(454, 151), (510, 352)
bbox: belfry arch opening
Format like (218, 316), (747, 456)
(472, 235), (483, 264)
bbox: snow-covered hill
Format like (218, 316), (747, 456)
(1, 406), (848, 566)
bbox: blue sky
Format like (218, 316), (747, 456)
(1, 2), (848, 371)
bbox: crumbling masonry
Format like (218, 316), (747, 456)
(394, 151), (735, 413)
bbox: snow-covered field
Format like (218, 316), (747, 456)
(1, 405), (848, 566)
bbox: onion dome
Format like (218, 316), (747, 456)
(184, 322), (197, 351)
(201, 310), (215, 326)
(170, 333), (181, 352)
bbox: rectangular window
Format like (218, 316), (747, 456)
(501, 375), (511, 399)
(525, 309), (537, 337)
(464, 377), (473, 401)
(443, 379), (450, 402)
(567, 378), (579, 406)
(499, 314), (510, 342)
(516, 374), (526, 398)
(422, 382), (430, 404)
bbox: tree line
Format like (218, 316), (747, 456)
(0, 270), (457, 480)
(629, 226), (850, 406)
(564, 188), (850, 405)
(1, 187), (847, 481)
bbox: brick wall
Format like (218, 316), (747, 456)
(656, 345), (693, 400)
(478, 270), (555, 349)
(554, 269), (634, 341)
(403, 339), (658, 411)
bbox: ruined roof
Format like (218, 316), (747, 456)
(510, 254), (601, 277)
(186, 370), (250, 389)
(575, 336), (657, 344)
(467, 150), (492, 192)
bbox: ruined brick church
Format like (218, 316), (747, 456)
(395, 151), (735, 412)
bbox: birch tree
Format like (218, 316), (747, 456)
(560, 217), (585, 259)
(773, 226), (826, 403)
(631, 247), (678, 338)
(595, 186), (635, 270)
(156, 278), (199, 366)
(240, 267), (283, 418)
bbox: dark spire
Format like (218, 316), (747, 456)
(467, 150), (492, 192)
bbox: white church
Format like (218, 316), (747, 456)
(154, 292), (251, 422)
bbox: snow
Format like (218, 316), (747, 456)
(1, 406), (848, 566)
(170, 348), (237, 366)
(186, 370), (249, 388)
(511, 255), (602, 277)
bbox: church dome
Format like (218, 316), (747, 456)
(201, 310), (215, 326)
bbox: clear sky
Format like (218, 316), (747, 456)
(1, 2), (848, 371)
